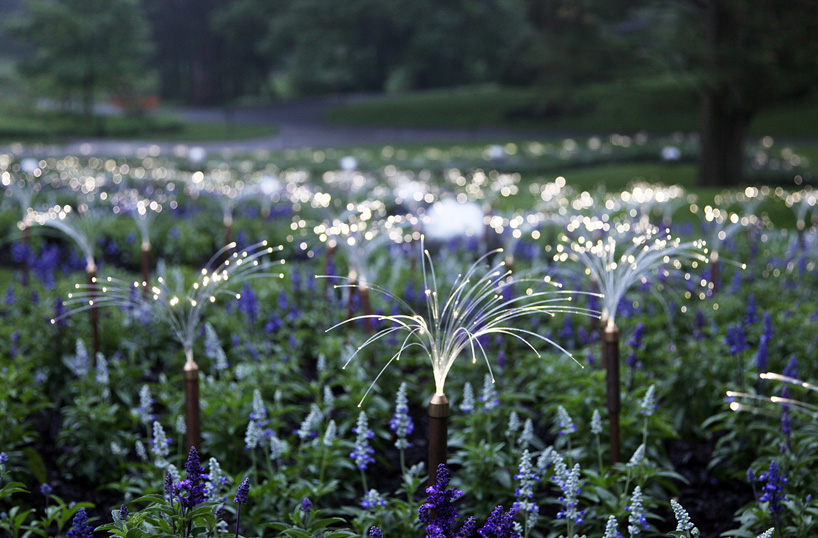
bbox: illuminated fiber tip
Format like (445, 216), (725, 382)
(730, 402), (741, 411)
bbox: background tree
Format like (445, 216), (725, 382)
(692, 0), (818, 187)
(641, 0), (818, 186)
(523, 0), (818, 186)
(519, 0), (647, 115)
(210, 0), (280, 101)
(9, 0), (154, 123)
(251, 0), (527, 95)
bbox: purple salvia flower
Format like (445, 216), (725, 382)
(418, 464), (463, 538)
(730, 271), (741, 293)
(694, 308), (706, 339)
(726, 323), (748, 355)
(626, 485), (649, 534)
(554, 463), (584, 526)
(762, 312), (774, 342)
(369, 527), (384, 538)
(756, 337), (769, 373)
(513, 449), (539, 521)
(176, 446), (208, 508)
(301, 497), (312, 513)
(119, 504), (128, 521)
(758, 460), (787, 516)
(459, 517), (477, 538)
(780, 400), (792, 452)
(626, 322), (645, 349)
(783, 355), (798, 379)
(603, 515), (620, 538)
(238, 283), (258, 324)
(350, 411), (375, 470)
(53, 298), (67, 328)
(164, 472), (174, 501)
(234, 477), (250, 505)
(745, 294), (758, 325)
(577, 326), (590, 345)
(66, 508), (94, 538)
(234, 477), (250, 538)
(390, 382), (414, 450)
(478, 505), (520, 538)
(10, 331), (20, 359)
(265, 312), (282, 334)
(360, 489), (387, 510)
(559, 316), (574, 342)
(10, 242), (29, 265)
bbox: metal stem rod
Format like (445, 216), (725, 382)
(603, 324), (621, 465)
(428, 393), (450, 485)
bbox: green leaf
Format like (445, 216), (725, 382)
(22, 448), (47, 485)
(0, 482), (28, 499)
(12, 507), (33, 528)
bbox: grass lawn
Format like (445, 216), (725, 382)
(325, 81), (818, 138)
(0, 108), (276, 143)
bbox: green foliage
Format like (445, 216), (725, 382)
(267, 501), (357, 538)
(7, 0), (154, 120)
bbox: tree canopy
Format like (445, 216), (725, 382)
(9, 0), (154, 116)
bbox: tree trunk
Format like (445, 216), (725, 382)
(697, 90), (749, 187)
(697, 0), (749, 188)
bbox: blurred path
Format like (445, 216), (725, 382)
(3, 95), (563, 157)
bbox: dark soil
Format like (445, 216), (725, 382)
(665, 440), (754, 537)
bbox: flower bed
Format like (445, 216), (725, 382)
(0, 146), (816, 537)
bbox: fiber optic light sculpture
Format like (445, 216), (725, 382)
(2, 161), (41, 283)
(314, 199), (416, 332)
(54, 241), (285, 451)
(562, 217), (708, 463)
(110, 189), (165, 295)
(25, 203), (110, 360)
(692, 203), (747, 292)
(327, 237), (598, 483)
